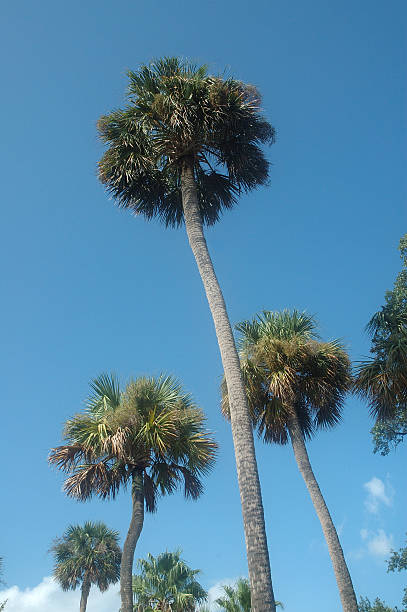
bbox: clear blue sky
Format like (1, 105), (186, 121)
(0, 1), (406, 610)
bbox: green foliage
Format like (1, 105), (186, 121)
(371, 406), (407, 455)
(215, 578), (283, 612)
(387, 534), (407, 609)
(50, 521), (121, 592)
(49, 374), (217, 511)
(354, 234), (407, 424)
(132, 550), (206, 611)
(97, 57), (275, 227)
(358, 596), (399, 612)
(222, 310), (351, 443)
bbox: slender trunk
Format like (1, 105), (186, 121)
(120, 470), (145, 612)
(79, 575), (91, 612)
(288, 412), (358, 612)
(181, 161), (276, 612)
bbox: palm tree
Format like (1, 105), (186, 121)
(132, 550), (206, 611)
(50, 521), (121, 612)
(49, 374), (216, 612)
(215, 578), (283, 612)
(354, 235), (407, 423)
(97, 57), (276, 612)
(222, 310), (358, 612)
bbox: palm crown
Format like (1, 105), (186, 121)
(49, 374), (217, 510)
(51, 521), (121, 592)
(97, 57), (275, 227)
(222, 310), (352, 444)
(133, 550), (206, 611)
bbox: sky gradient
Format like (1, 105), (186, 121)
(1, 1), (406, 610)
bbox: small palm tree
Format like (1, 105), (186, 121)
(97, 57), (277, 612)
(215, 578), (283, 612)
(222, 310), (358, 612)
(133, 550), (206, 611)
(50, 521), (121, 612)
(49, 374), (217, 612)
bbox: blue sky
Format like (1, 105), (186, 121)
(0, 1), (406, 610)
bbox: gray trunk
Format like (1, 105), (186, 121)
(79, 576), (91, 612)
(288, 412), (358, 612)
(120, 470), (145, 612)
(181, 161), (276, 612)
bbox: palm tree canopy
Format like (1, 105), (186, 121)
(215, 578), (283, 612)
(51, 521), (121, 592)
(97, 57), (275, 227)
(49, 374), (217, 511)
(222, 310), (352, 444)
(133, 550), (206, 611)
(354, 235), (407, 421)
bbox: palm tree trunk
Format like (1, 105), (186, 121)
(79, 575), (91, 612)
(121, 470), (145, 612)
(288, 412), (358, 612)
(180, 160), (276, 612)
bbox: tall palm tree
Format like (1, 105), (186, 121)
(50, 521), (121, 612)
(49, 374), (216, 612)
(97, 57), (276, 612)
(132, 550), (206, 611)
(222, 310), (358, 612)
(215, 578), (283, 612)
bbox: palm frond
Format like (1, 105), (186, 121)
(48, 444), (94, 472)
(64, 459), (128, 500)
(98, 57), (275, 228)
(87, 373), (121, 415)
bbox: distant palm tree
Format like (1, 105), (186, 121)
(49, 374), (216, 612)
(133, 550), (206, 611)
(97, 57), (276, 612)
(50, 521), (121, 612)
(222, 310), (358, 612)
(215, 578), (283, 612)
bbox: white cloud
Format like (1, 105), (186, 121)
(0, 576), (120, 612)
(363, 476), (394, 514)
(360, 528), (394, 557)
(0, 576), (245, 612)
